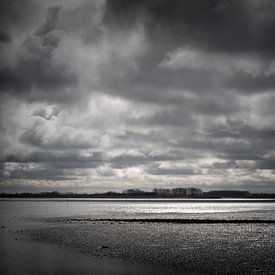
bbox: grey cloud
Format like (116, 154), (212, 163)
(32, 106), (60, 120)
(147, 165), (196, 176)
(101, 0), (275, 101)
(145, 108), (195, 128)
(1, 0), (275, 193)
(3, 151), (103, 164)
(0, 162), (6, 178)
(205, 119), (275, 139)
(227, 73), (275, 92)
(0, 4), (77, 104)
(171, 132), (266, 162)
(0, 31), (11, 43)
(0, 151), (104, 182)
(104, 0), (275, 55)
(19, 128), (94, 149)
(50, 161), (100, 170)
(0, 0), (41, 33)
(35, 6), (62, 36)
(0, 41), (76, 103)
(212, 161), (238, 169)
(254, 160), (275, 170)
(0, 152), (103, 183)
(0, 162), (75, 181)
(211, 159), (275, 170)
(5, 167), (72, 181)
(59, 1), (104, 43)
(109, 152), (183, 169)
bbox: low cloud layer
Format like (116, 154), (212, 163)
(1, 0), (275, 193)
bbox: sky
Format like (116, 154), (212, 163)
(0, 0), (275, 193)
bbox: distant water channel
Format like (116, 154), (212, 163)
(1, 198), (275, 221)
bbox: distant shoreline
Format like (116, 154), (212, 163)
(1, 192), (275, 199)
(1, 198), (275, 203)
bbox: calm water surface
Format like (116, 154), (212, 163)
(1, 198), (275, 220)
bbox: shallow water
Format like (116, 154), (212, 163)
(1, 198), (275, 220)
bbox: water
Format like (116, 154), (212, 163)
(1, 198), (275, 221)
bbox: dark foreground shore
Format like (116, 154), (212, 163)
(1, 215), (275, 274)
(1, 218), (184, 275)
(4, 217), (274, 274)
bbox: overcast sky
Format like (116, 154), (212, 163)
(1, 0), (275, 193)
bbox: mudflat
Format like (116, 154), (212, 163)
(1, 199), (275, 274)
(23, 217), (275, 274)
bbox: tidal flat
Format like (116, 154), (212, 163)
(1, 199), (275, 274)
(25, 218), (275, 274)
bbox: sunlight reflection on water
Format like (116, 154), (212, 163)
(1, 199), (275, 220)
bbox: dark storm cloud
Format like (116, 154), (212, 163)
(19, 126), (94, 150)
(1, 0), (275, 192)
(105, 0), (275, 55)
(0, 0), (40, 33)
(2, 0), (275, 104)
(101, 0), (275, 101)
(203, 121), (275, 161)
(0, 162), (6, 178)
(226, 73), (275, 92)
(174, 133), (274, 163)
(170, 125), (275, 165)
(0, 161), (73, 182)
(211, 159), (275, 170)
(4, 166), (72, 181)
(0, 31), (11, 43)
(0, 151), (103, 182)
(0, 3), (77, 103)
(255, 160), (275, 170)
(35, 5), (62, 36)
(3, 151), (103, 165)
(205, 119), (275, 139)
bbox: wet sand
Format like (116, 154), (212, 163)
(1, 228), (148, 275)
(0, 218), (185, 275)
(17, 217), (275, 275)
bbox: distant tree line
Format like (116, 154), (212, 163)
(0, 188), (275, 198)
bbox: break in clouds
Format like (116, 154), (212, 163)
(1, 0), (275, 193)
